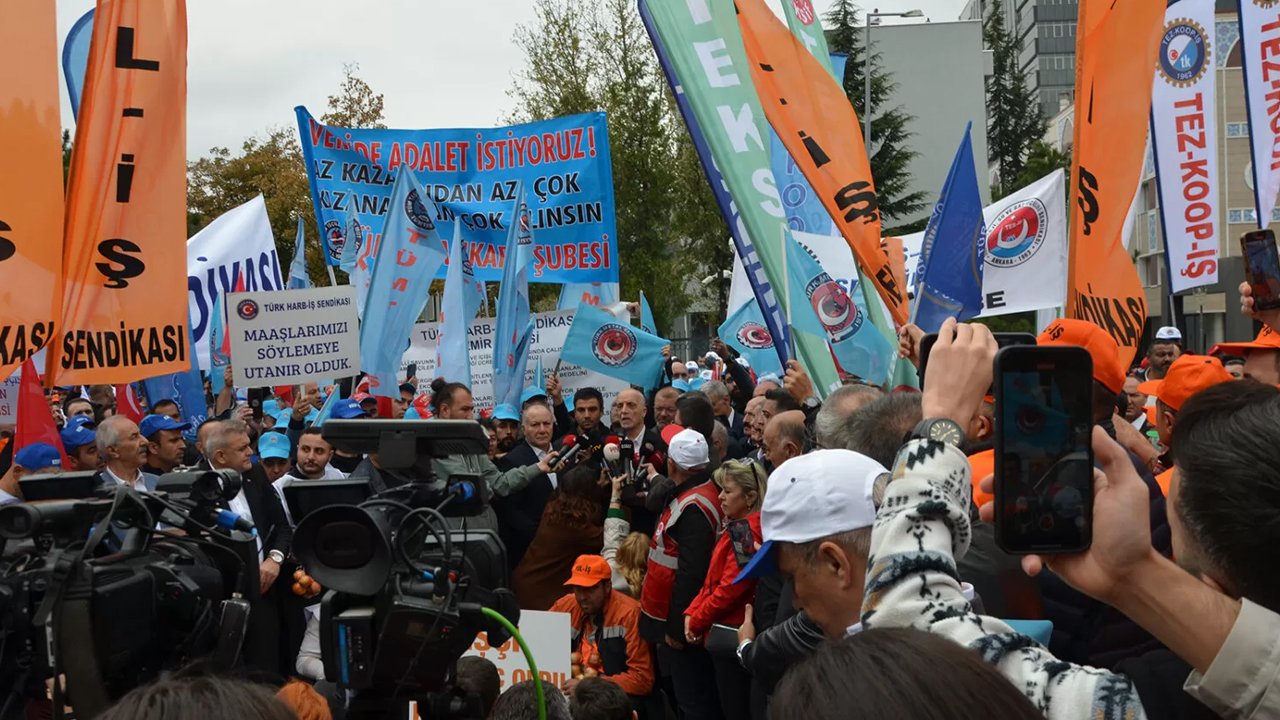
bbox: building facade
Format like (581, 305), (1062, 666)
(961, 0), (1079, 121)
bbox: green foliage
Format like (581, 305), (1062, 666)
(187, 65), (387, 287)
(509, 0), (721, 332)
(984, 4), (1045, 199)
(1013, 141), (1071, 192)
(824, 0), (927, 223)
(975, 311), (1037, 334)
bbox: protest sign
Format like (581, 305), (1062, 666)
(462, 610), (572, 693)
(188, 195), (285, 371)
(0, 370), (21, 423)
(227, 286), (359, 388)
(48, 0), (189, 384)
(296, 108), (618, 283)
(0, 0), (64, 378)
(403, 310), (629, 412)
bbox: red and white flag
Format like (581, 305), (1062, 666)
(1240, 0), (1280, 230)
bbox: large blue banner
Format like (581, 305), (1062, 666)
(296, 107), (618, 283)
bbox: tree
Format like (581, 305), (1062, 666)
(187, 65), (387, 286)
(1013, 141), (1070, 192)
(509, 0), (713, 331)
(825, 0), (927, 227)
(984, 3), (1045, 198)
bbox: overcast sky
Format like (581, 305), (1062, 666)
(53, 0), (967, 160)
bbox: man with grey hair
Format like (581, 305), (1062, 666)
(813, 384), (883, 450)
(762, 410), (806, 470)
(701, 380), (738, 436)
(96, 415), (158, 492)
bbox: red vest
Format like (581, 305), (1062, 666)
(640, 480), (723, 623)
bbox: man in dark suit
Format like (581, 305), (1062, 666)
(613, 388), (667, 535)
(494, 403), (558, 570)
(203, 419), (295, 676)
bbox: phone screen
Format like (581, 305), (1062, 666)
(918, 332), (1038, 388)
(1243, 230), (1280, 310)
(995, 346), (1094, 554)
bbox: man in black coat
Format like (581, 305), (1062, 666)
(494, 403), (559, 570)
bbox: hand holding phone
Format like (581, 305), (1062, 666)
(1241, 229), (1280, 311)
(994, 345), (1094, 554)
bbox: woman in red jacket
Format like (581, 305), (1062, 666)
(682, 459), (765, 720)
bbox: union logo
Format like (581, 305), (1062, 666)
(805, 275), (861, 342)
(405, 189), (436, 231)
(792, 0), (815, 25)
(236, 299), (259, 321)
(324, 219), (345, 262)
(591, 324), (637, 367)
(986, 198), (1048, 268)
(1158, 19), (1209, 88)
(735, 322), (774, 350)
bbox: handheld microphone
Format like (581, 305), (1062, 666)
(556, 434), (589, 470)
(603, 437), (621, 476)
(198, 507), (257, 534)
(619, 438), (635, 481)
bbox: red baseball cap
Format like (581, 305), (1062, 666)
(1137, 354), (1232, 411)
(660, 423), (686, 446)
(564, 555), (611, 587)
(1037, 318), (1125, 394)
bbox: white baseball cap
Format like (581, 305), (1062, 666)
(1155, 326), (1183, 342)
(735, 449), (888, 583)
(667, 428), (709, 470)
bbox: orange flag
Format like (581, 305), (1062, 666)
(1065, 0), (1163, 368)
(47, 0), (189, 384)
(736, 0), (907, 327)
(882, 236), (908, 301)
(0, 0), (64, 378)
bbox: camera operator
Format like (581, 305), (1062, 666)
(204, 419), (295, 676)
(428, 379), (560, 532)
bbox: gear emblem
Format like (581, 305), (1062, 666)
(1157, 18), (1209, 88)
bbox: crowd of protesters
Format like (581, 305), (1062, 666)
(2, 281), (1280, 720)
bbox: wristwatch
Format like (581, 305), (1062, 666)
(268, 549), (285, 564)
(802, 396), (820, 410)
(910, 418), (966, 448)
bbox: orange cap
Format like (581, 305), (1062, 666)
(1211, 324), (1280, 355)
(564, 555), (611, 587)
(1137, 354), (1232, 411)
(1037, 319), (1126, 394)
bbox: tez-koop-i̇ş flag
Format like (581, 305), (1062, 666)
(359, 169), (448, 397)
(562, 303), (670, 389)
(1240, 0), (1280, 231)
(437, 221), (486, 387)
(913, 123), (986, 333)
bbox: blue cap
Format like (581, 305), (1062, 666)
(270, 408), (293, 428)
(15, 443), (62, 471)
(65, 415), (96, 431)
(262, 399), (281, 418)
(139, 414), (192, 439)
(331, 399), (369, 419)
(671, 379), (691, 392)
(493, 403), (520, 422)
(60, 419), (97, 453)
(404, 406), (421, 419)
(520, 386), (548, 405)
(733, 540), (780, 584)
(258, 431), (291, 460)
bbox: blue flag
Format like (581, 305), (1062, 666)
(209, 292), (230, 395)
(288, 216), (311, 289)
(141, 321), (208, 438)
(437, 222), (485, 387)
(311, 386), (343, 428)
(638, 291), (657, 336)
(338, 209), (363, 273)
(532, 354), (545, 393)
(492, 185), (534, 406)
(62, 9), (94, 118)
(503, 320), (537, 407)
(718, 301), (784, 378)
(913, 123), (986, 333)
(360, 170), (448, 397)
(563, 303), (670, 389)
(557, 282), (619, 310)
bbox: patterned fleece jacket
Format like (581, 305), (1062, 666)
(861, 438), (1147, 720)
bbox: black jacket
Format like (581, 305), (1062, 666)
(740, 611), (824, 695)
(217, 462), (292, 559)
(493, 441), (556, 569)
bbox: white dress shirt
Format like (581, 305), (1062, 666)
(530, 443), (557, 489)
(103, 465), (150, 493)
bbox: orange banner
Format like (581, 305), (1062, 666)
(48, 0), (189, 384)
(882, 236), (907, 302)
(736, 0), (907, 327)
(0, 0), (64, 378)
(1065, 0), (1163, 368)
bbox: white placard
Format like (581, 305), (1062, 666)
(404, 310), (630, 412)
(462, 609), (572, 692)
(227, 286), (360, 387)
(0, 369), (20, 423)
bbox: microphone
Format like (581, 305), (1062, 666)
(198, 507), (256, 534)
(603, 437), (621, 476)
(556, 434), (590, 470)
(619, 438), (635, 482)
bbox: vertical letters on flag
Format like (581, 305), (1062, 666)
(1066, 0), (1163, 368)
(736, 0), (906, 326)
(1151, 0), (1218, 292)
(1240, 0), (1280, 229)
(0, 0), (64, 378)
(438, 222), (486, 387)
(492, 187), (535, 408)
(557, 283), (619, 311)
(49, 0), (190, 383)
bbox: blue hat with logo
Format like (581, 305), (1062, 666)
(258, 431), (291, 460)
(493, 403), (520, 422)
(15, 443), (62, 471)
(262, 399), (281, 418)
(520, 386), (548, 405)
(60, 419), (97, 453)
(139, 414), (192, 439)
(331, 399), (369, 420)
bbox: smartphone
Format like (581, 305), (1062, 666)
(405, 362), (417, 381)
(994, 345), (1094, 554)
(727, 519), (757, 567)
(246, 387), (268, 421)
(1241, 229), (1280, 311)
(917, 331), (1037, 387)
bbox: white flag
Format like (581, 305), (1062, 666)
(1240, 0), (1280, 229)
(1152, 0), (1219, 291)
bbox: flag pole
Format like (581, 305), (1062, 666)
(326, 265), (338, 286)
(781, 225), (795, 360)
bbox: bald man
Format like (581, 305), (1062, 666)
(762, 410), (806, 470)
